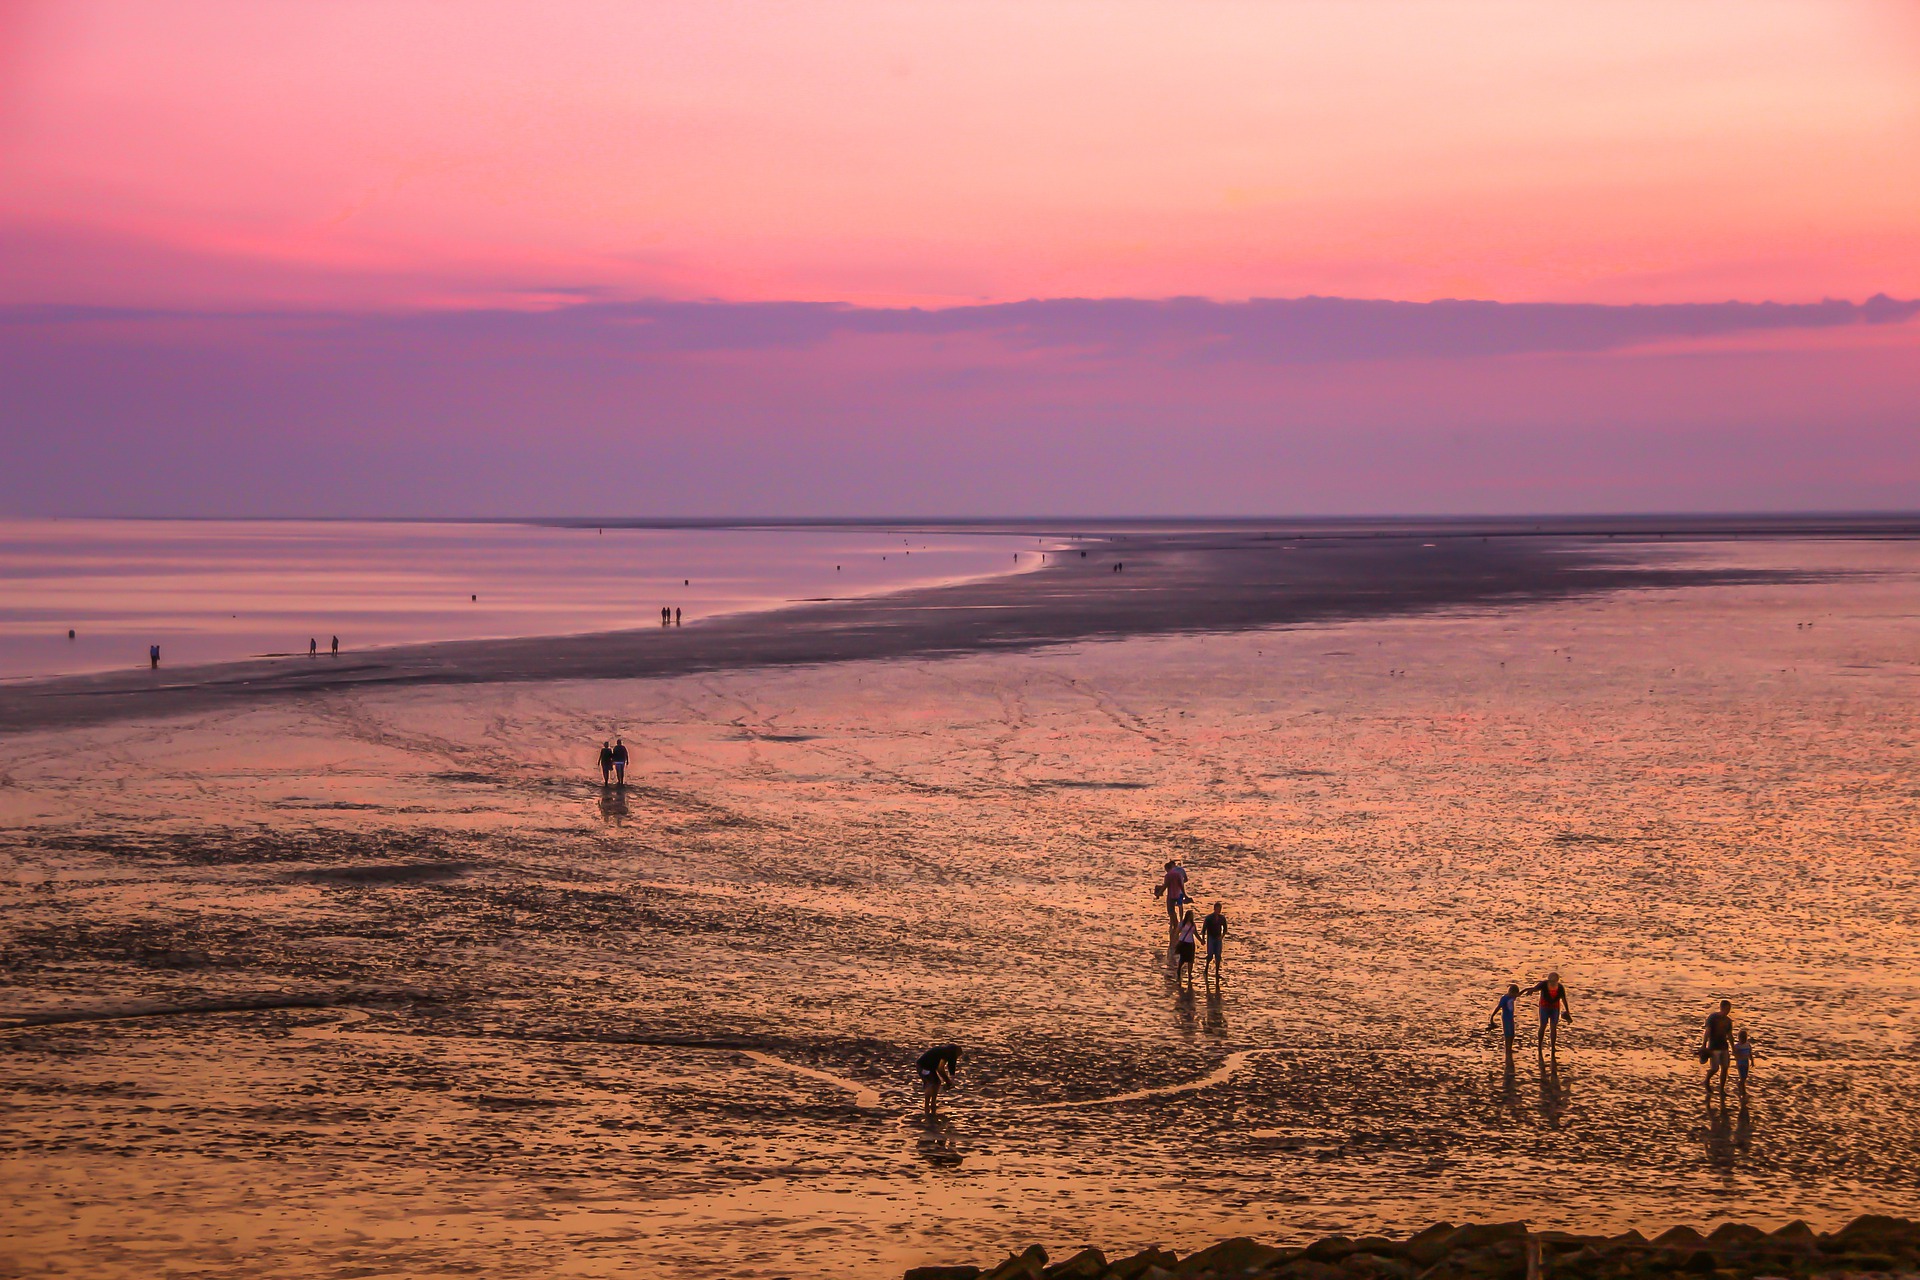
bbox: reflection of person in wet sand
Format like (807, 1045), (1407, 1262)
(1537, 1057), (1568, 1124)
(1202, 902), (1228, 981)
(611, 737), (629, 785)
(1702, 999), (1735, 1094)
(1487, 983), (1520, 1057)
(597, 741), (614, 785)
(1175, 910), (1198, 985)
(917, 1044), (961, 1116)
(1523, 973), (1573, 1056)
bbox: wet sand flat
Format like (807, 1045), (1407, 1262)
(0, 520), (1840, 735)
(2, 536), (1919, 1277)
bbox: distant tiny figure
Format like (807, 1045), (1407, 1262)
(917, 1044), (961, 1116)
(1202, 901), (1228, 979)
(611, 737), (629, 785)
(597, 741), (614, 785)
(149, 644), (160, 669)
(1523, 972), (1573, 1056)
(1175, 910), (1198, 985)
(1160, 859), (1188, 929)
(1702, 999), (1735, 1093)
(67, 629), (75, 640)
(1733, 1028), (1754, 1091)
(309, 637), (318, 657)
(674, 607), (681, 625)
(471, 594), (477, 601)
(330, 635), (339, 656)
(1488, 983), (1521, 1055)
(661, 606), (670, 626)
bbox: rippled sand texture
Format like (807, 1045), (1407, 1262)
(2, 539), (1917, 1278)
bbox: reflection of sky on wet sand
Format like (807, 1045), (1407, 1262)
(0, 518), (1036, 679)
(2, 538), (1918, 1278)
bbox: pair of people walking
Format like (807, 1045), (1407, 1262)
(1701, 999), (1755, 1093)
(597, 738), (629, 785)
(1173, 902), (1229, 986)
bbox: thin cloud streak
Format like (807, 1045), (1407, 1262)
(8, 295), (1916, 363)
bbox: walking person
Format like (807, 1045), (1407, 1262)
(149, 644), (160, 669)
(1523, 972), (1574, 1057)
(1161, 859), (1188, 931)
(1701, 999), (1735, 1094)
(916, 1044), (961, 1117)
(309, 637), (317, 657)
(597, 741), (614, 786)
(1175, 910), (1199, 986)
(1487, 982), (1521, 1057)
(1202, 901), (1228, 981)
(611, 737), (629, 785)
(1733, 1028), (1755, 1093)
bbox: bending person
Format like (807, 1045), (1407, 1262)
(916, 1044), (962, 1117)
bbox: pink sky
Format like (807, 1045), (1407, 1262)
(3, 0), (1918, 308)
(2, 1), (1917, 515)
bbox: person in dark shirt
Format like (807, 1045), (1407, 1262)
(916, 1044), (962, 1116)
(1702, 999), (1735, 1094)
(1522, 973), (1573, 1057)
(610, 738), (629, 785)
(1202, 902), (1228, 980)
(1487, 983), (1521, 1057)
(597, 741), (614, 785)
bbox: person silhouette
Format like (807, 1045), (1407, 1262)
(149, 644), (160, 669)
(330, 635), (339, 656)
(611, 737), (629, 785)
(1522, 973), (1573, 1057)
(1702, 1000), (1735, 1094)
(309, 637), (317, 657)
(1202, 901), (1228, 981)
(597, 741), (614, 785)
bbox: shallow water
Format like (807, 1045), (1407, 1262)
(1, 538), (1917, 1277)
(0, 518), (1038, 680)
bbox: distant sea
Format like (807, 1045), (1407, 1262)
(0, 519), (1040, 681)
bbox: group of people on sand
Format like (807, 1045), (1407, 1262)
(819, 847), (1766, 1118)
(1158, 859), (1227, 987)
(1486, 977), (1757, 1090)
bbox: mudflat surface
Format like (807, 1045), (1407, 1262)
(0, 521), (1834, 735)
(2, 537), (1918, 1278)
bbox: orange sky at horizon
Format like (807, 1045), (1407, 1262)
(1, 0), (1918, 311)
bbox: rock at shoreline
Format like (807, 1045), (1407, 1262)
(905, 1216), (1920, 1280)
